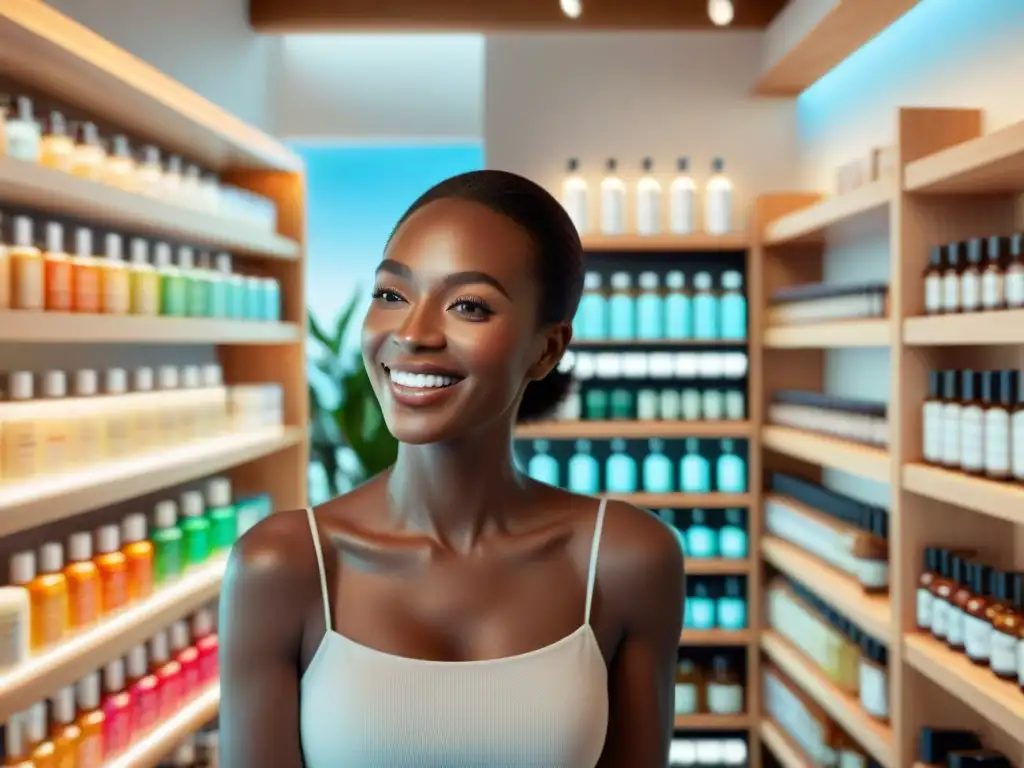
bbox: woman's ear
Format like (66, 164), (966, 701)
(528, 322), (572, 381)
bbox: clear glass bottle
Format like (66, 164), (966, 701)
(39, 111), (75, 173)
(599, 158), (626, 236)
(669, 157), (696, 235)
(560, 157), (588, 235)
(635, 157), (662, 236)
(104, 135), (138, 192)
(71, 122), (107, 182)
(4, 96), (41, 162)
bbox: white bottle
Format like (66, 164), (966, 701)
(635, 157), (662, 236)
(157, 365), (180, 444)
(669, 157), (696, 235)
(921, 371), (943, 464)
(179, 365), (203, 441)
(0, 573), (29, 671)
(102, 368), (133, 460)
(199, 363), (228, 437)
(561, 157), (589, 235)
(704, 157), (733, 235)
(40, 370), (72, 474)
(5, 96), (40, 162)
(130, 366), (159, 453)
(940, 371), (961, 468)
(0, 371), (41, 480)
(599, 158), (626, 236)
(959, 370), (984, 473)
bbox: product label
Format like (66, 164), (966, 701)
(674, 683), (697, 715)
(942, 273), (960, 312)
(946, 606), (966, 647)
(44, 258), (72, 310)
(924, 275), (942, 313)
(964, 614), (992, 662)
(960, 407), (984, 471)
(705, 682), (743, 715)
(600, 190), (624, 235)
(0, 614), (27, 668)
(960, 272), (981, 311)
(854, 558), (889, 589)
(931, 598), (949, 638)
(6, 133), (39, 162)
(636, 190), (661, 235)
(984, 410), (1010, 476)
(12, 255), (43, 310)
(922, 402), (943, 463)
(702, 391), (723, 420)
(102, 270), (130, 314)
(670, 188), (695, 235)
(106, 416), (132, 458)
(991, 631), (1016, 676)
(1013, 411), (1024, 481)
(74, 266), (100, 312)
(1006, 270), (1024, 308)
(3, 425), (38, 479)
(981, 271), (1004, 309)
(941, 405), (961, 466)
(563, 189), (588, 235)
(858, 662), (889, 719)
(916, 588), (933, 629)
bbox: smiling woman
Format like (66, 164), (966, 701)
(218, 169), (685, 768)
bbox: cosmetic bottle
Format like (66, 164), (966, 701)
(680, 439), (711, 493)
(244, 274), (263, 320)
(1012, 370), (1024, 483)
(100, 232), (130, 315)
(25, 700), (57, 766)
(163, 155), (184, 202)
(858, 636), (889, 721)
(1006, 233), (1024, 309)
(178, 365), (202, 442)
(156, 366), (180, 444)
(659, 390), (681, 421)
(40, 369), (72, 473)
(5, 96), (40, 162)
(636, 158), (662, 236)
(584, 389), (608, 421)
(181, 164), (203, 206)
(126, 643), (161, 734)
(103, 368), (132, 459)
(929, 550), (955, 641)
(181, 248), (206, 317)
(71, 226), (101, 313)
(567, 440), (600, 494)
(193, 608), (219, 684)
(599, 158), (626, 236)
(30, 544), (69, 649)
(981, 235), (1005, 311)
(674, 659), (701, 715)
(923, 246), (943, 314)
(0, 572), (29, 671)
(946, 556), (970, 651)
(922, 371), (943, 464)
(65, 532), (101, 630)
(71, 122), (106, 181)
(942, 242), (962, 313)
(75, 672), (106, 767)
(636, 389), (658, 421)
(981, 371), (1010, 479)
(685, 582), (715, 630)
(205, 477), (238, 553)
(155, 242), (185, 316)
(608, 272), (636, 340)
(642, 439), (673, 493)
(9, 215), (43, 310)
(170, 620), (201, 694)
(692, 272), (719, 340)
(180, 491), (212, 567)
(173, 246), (198, 317)
(44, 220), (73, 311)
(664, 271), (692, 339)
(0, 212), (9, 312)
(129, 238), (160, 316)
(2, 371), (40, 479)
(605, 439), (637, 493)
(715, 440), (746, 493)
(990, 572), (1021, 680)
(669, 158), (696, 235)
(4, 709), (33, 768)
(121, 513), (154, 603)
(959, 370), (984, 474)
(940, 370), (961, 468)
(961, 238), (983, 313)
(609, 388), (632, 420)
(135, 145), (163, 195)
(964, 563), (993, 665)
(560, 158), (588, 235)
(102, 658), (133, 756)
(95, 524), (128, 615)
(130, 367), (158, 452)
(104, 135), (137, 192)
(718, 271), (747, 340)
(50, 685), (83, 766)
(717, 509), (748, 559)
(208, 253), (230, 318)
(716, 577), (747, 630)
(218, 253), (246, 320)
(636, 272), (665, 339)
(40, 111), (75, 172)
(151, 500), (185, 585)
(705, 656), (743, 714)
(685, 510), (717, 559)
(704, 159), (733, 235)
(150, 630), (184, 719)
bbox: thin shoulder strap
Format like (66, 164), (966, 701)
(584, 497), (608, 625)
(304, 507), (332, 631)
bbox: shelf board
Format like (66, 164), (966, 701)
(0, 559), (225, 720)
(761, 631), (894, 767)
(609, 492), (750, 508)
(762, 536), (891, 642)
(904, 310), (1024, 346)
(904, 633), (1024, 742)
(761, 426), (891, 483)
(680, 629), (753, 646)
(760, 719), (810, 768)
(904, 118), (1024, 194)
(764, 181), (892, 246)
(570, 338), (747, 349)
(580, 233), (748, 252)
(515, 420), (752, 440)
(104, 685), (220, 768)
(764, 319), (891, 349)
(686, 558), (752, 575)
(0, 157), (301, 258)
(0, 427), (303, 537)
(673, 714), (750, 730)
(0, 0), (300, 172)
(903, 463), (1024, 524)
(0, 312), (302, 344)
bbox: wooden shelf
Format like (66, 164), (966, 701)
(0, 559), (225, 720)
(580, 233), (748, 252)
(680, 629), (753, 646)
(902, 463), (1024, 525)
(764, 319), (891, 348)
(904, 310), (1024, 346)
(570, 338), (747, 349)
(0, 312), (302, 344)
(0, 0), (300, 171)
(761, 426), (891, 483)
(761, 632), (894, 767)
(0, 427), (302, 537)
(0, 157), (301, 258)
(764, 181), (892, 246)
(762, 536), (892, 642)
(673, 714), (750, 730)
(760, 719), (810, 768)
(904, 633), (1024, 742)
(609, 492), (750, 508)
(104, 686), (220, 768)
(686, 558), (752, 575)
(904, 118), (1024, 194)
(515, 420), (752, 440)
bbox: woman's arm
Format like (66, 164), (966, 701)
(598, 504), (685, 767)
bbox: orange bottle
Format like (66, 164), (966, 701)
(25, 701), (58, 768)
(64, 532), (102, 630)
(50, 686), (82, 768)
(43, 221), (72, 312)
(75, 673), (105, 768)
(71, 227), (101, 314)
(3, 708), (35, 768)
(25, 544), (70, 650)
(94, 526), (128, 615)
(121, 514), (154, 603)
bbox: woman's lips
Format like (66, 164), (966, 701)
(383, 365), (464, 408)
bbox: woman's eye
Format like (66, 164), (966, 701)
(450, 299), (493, 319)
(371, 288), (404, 303)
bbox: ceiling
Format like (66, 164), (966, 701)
(249, 0), (790, 33)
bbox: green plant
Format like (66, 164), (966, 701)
(308, 291), (398, 497)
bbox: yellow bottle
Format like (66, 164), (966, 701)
(64, 532), (101, 631)
(128, 238), (159, 316)
(9, 215), (43, 311)
(39, 111), (74, 173)
(4, 708), (35, 768)
(2, 371), (41, 480)
(70, 370), (105, 469)
(0, 211), (10, 311)
(99, 233), (130, 315)
(39, 370), (73, 475)
(25, 544), (69, 650)
(102, 368), (133, 460)
(70, 122), (106, 182)
(25, 700), (57, 768)
(70, 227), (101, 314)
(156, 366), (180, 445)
(121, 513), (154, 603)
(49, 686), (82, 768)
(104, 135), (138, 192)
(130, 367), (158, 453)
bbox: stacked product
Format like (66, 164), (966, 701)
(769, 390), (889, 448)
(658, 508), (749, 563)
(683, 577), (748, 632)
(673, 653), (745, 718)
(667, 736), (748, 768)
(922, 234), (1024, 316)
(767, 281), (889, 325)
(917, 727), (1012, 766)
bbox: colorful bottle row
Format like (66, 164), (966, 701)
(557, 385), (746, 423)
(2, 607), (218, 767)
(0, 217), (280, 320)
(684, 577), (748, 631)
(659, 508), (749, 561)
(674, 654), (746, 718)
(568, 350), (748, 382)
(922, 233), (1024, 316)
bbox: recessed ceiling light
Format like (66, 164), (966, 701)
(561, 0), (582, 19)
(708, 0), (735, 26)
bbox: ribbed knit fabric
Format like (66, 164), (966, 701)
(299, 500), (610, 768)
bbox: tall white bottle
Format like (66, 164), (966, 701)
(669, 157), (697, 235)
(635, 158), (662, 236)
(600, 158), (626, 236)
(561, 158), (589, 235)
(704, 157), (733, 235)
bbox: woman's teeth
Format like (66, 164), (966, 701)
(389, 370), (459, 389)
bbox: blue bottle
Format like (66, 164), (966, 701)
(716, 577), (748, 630)
(605, 439), (637, 493)
(685, 509), (718, 559)
(715, 439), (747, 493)
(685, 582), (716, 630)
(527, 440), (560, 486)
(567, 439), (600, 494)
(642, 439), (673, 493)
(692, 271), (719, 340)
(608, 271), (636, 340)
(664, 270), (692, 339)
(679, 438), (710, 493)
(636, 271), (665, 339)
(574, 271), (608, 340)
(718, 508), (748, 559)
(719, 270), (747, 340)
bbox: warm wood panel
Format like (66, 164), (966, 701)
(608, 492), (751, 508)
(904, 311), (1024, 346)
(515, 420), (752, 440)
(764, 319), (891, 349)
(581, 233), (750, 252)
(105, 687), (220, 768)
(761, 426), (891, 483)
(902, 464), (1024, 525)
(686, 558), (752, 575)
(904, 118), (1024, 194)
(760, 719), (810, 768)
(673, 714), (752, 730)
(764, 181), (891, 245)
(680, 629), (753, 646)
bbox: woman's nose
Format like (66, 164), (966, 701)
(391, 302), (445, 352)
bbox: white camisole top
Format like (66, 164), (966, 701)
(299, 499), (610, 767)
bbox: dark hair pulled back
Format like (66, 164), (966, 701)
(391, 169), (584, 423)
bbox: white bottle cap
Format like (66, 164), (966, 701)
(12, 216), (33, 248)
(193, 608), (214, 637)
(583, 272), (602, 291)
(721, 270), (743, 290)
(9, 551), (36, 585)
(206, 477), (232, 507)
(39, 542), (64, 573)
(154, 499), (178, 528)
(215, 252), (232, 273)
(77, 672), (101, 710)
(141, 145), (160, 166)
(158, 365), (179, 390)
(51, 686), (76, 725)
(167, 155), (183, 175)
(609, 272), (631, 290)
(181, 490), (205, 518)
(153, 242), (172, 268)
(24, 701), (46, 743)
(43, 369), (66, 398)
(122, 512), (148, 544)
(665, 271), (685, 289)
(694, 271), (712, 290)
(103, 658), (125, 693)
(638, 271), (659, 290)
(150, 629), (170, 664)
(75, 227), (93, 258)
(130, 238), (149, 266)
(178, 246), (195, 269)
(105, 232), (124, 262)
(126, 644), (148, 679)
(95, 524), (120, 554)
(74, 368), (99, 397)
(67, 531), (93, 562)
(45, 221), (64, 254)
(202, 363), (223, 387)
(105, 367), (128, 395)
(182, 365), (201, 389)
(169, 620), (190, 650)
(7, 371), (33, 401)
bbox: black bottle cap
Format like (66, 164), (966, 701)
(990, 569), (1009, 601)
(677, 157), (689, 172)
(939, 549), (954, 577)
(605, 157), (617, 172)
(966, 238), (984, 265)
(928, 370), (942, 399)
(924, 547), (940, 572)
(962, 369), (977, 400)
(972, 563), (991, 595)
(986, 235), (1006, 262)
(949, 750), (1012, 768)
(641, 157), (653, 172)
(981, 371), (998, 405)
(918, 727), (983, 763)
(566, 157), (579, 172)
(947, 242), (963, 267)
(944, 370), (960, 400)
(1011, 233), (1023, 258)
(1014, 369), (1024, 405)
(929, 245), (944, 267)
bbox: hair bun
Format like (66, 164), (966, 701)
(516, 369), (574, 423)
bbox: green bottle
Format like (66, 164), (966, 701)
(209, 252), (231, 318)
(180, 490), (211, 567)
(244, 276), (263, 320)
(205, 476), (238, 553)
(187, 250), (212, 318)
(155, 242), (187, 316)
(151, 499), (184, 585)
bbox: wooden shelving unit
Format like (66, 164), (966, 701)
(901, 463), (1024, 525)
(762, 180), (892, 246)
(763, 319), (891, 349)
(904, 309), (1024, 346)
(673, 713), (751, 730)
(104, 686), (221, 768)
(759, 718), (811, 768)
(0, 313), (303, 344)
(580, 233), (749, 252)
(761, 426), (891, 483)
(515, 420), (752, 440)
(679, 629), (753, 646)
(686, 558), (752, 575)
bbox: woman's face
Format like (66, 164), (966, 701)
(362, 198), (566, 445)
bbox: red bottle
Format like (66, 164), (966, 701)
(150, 629), (184, 719)
(170, 620), (201, 696)
(126, 643), (161, 734)
(101, 658), (133, 756)
(193, 608), (219, 685)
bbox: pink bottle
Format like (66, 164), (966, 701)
(150, 629), (184, 719)
(170, 619), (201, 695)
(101, 658), (134, 756)
(126, 643), (161, 734)
(192, 608), (219, 685)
